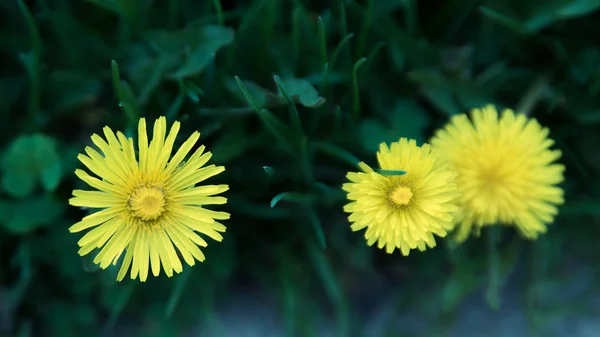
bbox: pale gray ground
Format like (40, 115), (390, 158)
(188, 262), (600, 337)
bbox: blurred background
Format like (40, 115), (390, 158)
(1, 0), (600, 336)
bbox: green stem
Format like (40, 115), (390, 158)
(212, 0), (225, 26)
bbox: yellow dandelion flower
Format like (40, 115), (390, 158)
(343, 138), (460, 255)
(430, 105), (565, 242)
(69, 116), (229, 282)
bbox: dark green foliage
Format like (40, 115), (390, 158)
(1, 0), (599, 336)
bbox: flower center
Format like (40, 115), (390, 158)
(390, 185), (413, 206)
(129, 186), (166, 221)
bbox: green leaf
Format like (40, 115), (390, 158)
(125, 26), (234, 99)
(0, 194), (66, 234)
(143, 26), (234, 79)
(227, 77), (326, 109)
(1, 171), (36, 199)
(276, 78), (326, 108)
(1, 134), (63, 197)
(33, 134), (63, 191)
(359, 99), (429, 152)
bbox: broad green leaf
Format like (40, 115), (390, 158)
(143, 26), (234, 79)
(276, 78), (326, 108)
(1, 133), (63, 197)
(359, 99), (429, 152)
(32, 134), (63, 191)
(1, 171), (36, 199)
(227, 77), (326, 109)
(126, 26), (234, 98)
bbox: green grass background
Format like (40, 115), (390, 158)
(1, 0), (600, 336)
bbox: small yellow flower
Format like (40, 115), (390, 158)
(69, 116), (229, 282)
(430, 105), (565, 242)
(343, 138), (460, 255)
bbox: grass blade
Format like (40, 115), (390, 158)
(17, 0), (42, 130)
(313, 141), (360, 168)
(318, 16), (327, 66)
(273, 75), (303, 135)
(270, 192), (316, 208)
(106, 282), (136, 330)
(329, 33), (354, 72)
(351, 57), (368, 120)
(235, 76), (296, 152)
(165, 268), (193, 317)
(307, 208), (326, 249)
(356, 0), (374, 57)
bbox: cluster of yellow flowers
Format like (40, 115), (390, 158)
(69, 105), (565, 282)
(345, 105), (565, 254)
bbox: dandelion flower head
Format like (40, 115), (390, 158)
(430, 105), (565, 242)
(69, 116), (229, 282)
(343, 138), (460, 255)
